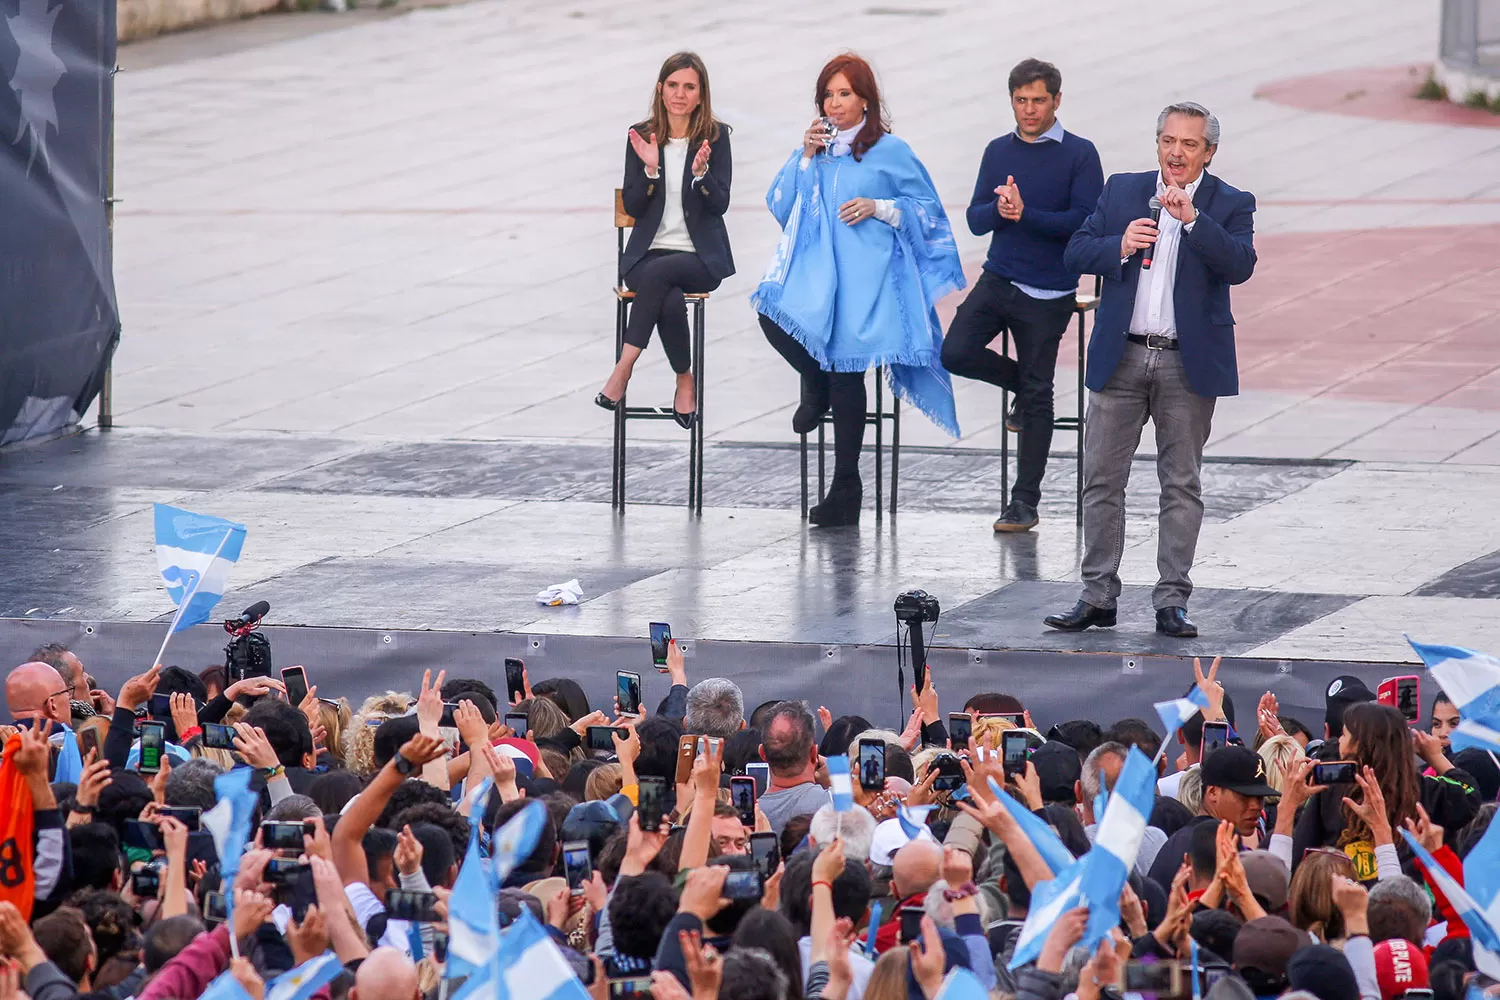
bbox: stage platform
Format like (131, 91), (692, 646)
(3, 427), (1499, 731)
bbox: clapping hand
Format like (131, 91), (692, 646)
(692, 141), (711, 179)
(629, 128), (660, 174)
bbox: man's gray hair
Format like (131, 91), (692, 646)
(165, 756), (225, 811)
(1157, 101), (1220, 146)
(809, 802), (876, 862)
(29, 643), (74, 688)
(684, 677), (744, 739)
(1080, 741), (1130, 802)
(1369, 874), (1433, 925)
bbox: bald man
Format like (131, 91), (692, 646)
(350, 947), (419, 1000)
(875, 837), (944, 952)
(7, 661), (72, 725)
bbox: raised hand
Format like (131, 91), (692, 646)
(117, 664), (162, 712)
(802, 117), (830, 158)
(415, 669), (447, 732)
(1342, 765), (1393, 845)
(996, 174), (1024, 221)
(394, 824), (424, 876)
(817, 706), (833, 732)
(629, 128), (661, 175)
(692, 141), (711, 179)
(232, 723), (280, 771)
(169, 692), (198, 737)
(1404, 803), (1443, 853)
(1194, 656), (1225, 721)
(1159, 184), (1197, 224)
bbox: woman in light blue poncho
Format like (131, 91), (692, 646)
(752, 53), (965, 526)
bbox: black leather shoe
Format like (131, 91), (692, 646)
(672, 409), (697, 430)
(1005, 399), (1022, 433)
(993, 501), (1038, 533)
(1156, 606), (1198, 638)
(594, 392), (620, 412)
(792, 373), (832, 434)
(1043, 600), (1116, 631)
(809, 477), (861, 527)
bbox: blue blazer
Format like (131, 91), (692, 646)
(1063, 170), (1256, 398)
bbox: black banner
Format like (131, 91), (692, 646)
(0, 0), (117, 445)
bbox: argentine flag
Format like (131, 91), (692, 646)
(1403, 828), (1500, 980)
(497, 911), (590, 1000)
(1409, 638), (1500, 754)
(201, 768), (258, 883)
(448, 780), (502, 984)
(826, 755), (854, 812)
(154, 503), (247, 632)
(986, 776), (1075, 876)
(199, 970), (255, 1000)
(1154, 686), (1210, 738)
(266, 952), (344, 1000)
(897, 802), (935, 841)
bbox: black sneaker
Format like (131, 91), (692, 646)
(992, 501), (1038, 533)
(1005, 400), (1022, 433)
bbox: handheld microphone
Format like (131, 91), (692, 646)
(1142, 196), (1162, 270)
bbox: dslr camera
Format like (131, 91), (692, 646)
(224, 600), (273, 683)
(894, 590), (940, 625)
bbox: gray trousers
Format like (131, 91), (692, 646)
(1080, 341), (1216, 610)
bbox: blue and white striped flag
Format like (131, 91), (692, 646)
(1153, 686), (1210, 738)
(199, 970), (255, 1000)
(492, 798), (548, 885)
(1409, 638), (1500, 754)
(266, 952), (344, 1000)
(496, 911), (590, 1000)
(154, 503), (247, 632)
(826, 755), (854, 812)
(448, 780), (502, 985)
(200, 767), (258, 942)
(897, 803), (935, 840)
(986, 776), (1074, 876)
(1009, 856), (1087, 969)
(935, 967), (990, 1000)
(1077, 747), (1157, 946)
(1402, 828), (1500, 980)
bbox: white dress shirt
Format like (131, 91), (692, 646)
(1127, 172), (1201, 339)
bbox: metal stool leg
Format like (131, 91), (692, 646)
(689, 300), (705, 515)
(817, 423), (826, 504)
(613, 299), (627, 511)
(1000, 327), (1011, 507)
(800, 433), (809, 519)
(891, 398), (900, 517)
(874, 369), (884, 524)
(1075, 307), (1085, 527)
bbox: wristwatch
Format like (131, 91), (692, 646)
(393, 753), (416, 776)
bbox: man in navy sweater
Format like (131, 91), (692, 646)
(941, 58), (1103, 533)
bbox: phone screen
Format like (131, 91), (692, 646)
(649, 622), (672, 668)
(160, 806), (201, 832)
(745, 762), (770, 796)
(1395, 677), (1419, 723)
(610, 979), (654, 999)
(730, 777), (756, 826)
(616, 671), (642, 716)
(262, 821), (310, 851)
(265, 858), (311, 884)
(636, 776), (665, 831)
(281, 667), (309, 706)
(749, 831), (779, 879)
(149, 693), (172, 718)
(132, 866), (161, 897)
(899, 906), (923, 943)
(721, 870), (763, 900)
(202, 722), (236, 750)
(123, 819), (164, 852)
(439, 702), (459, 728)
(563, 841), (592, 891)
(387, 889), (440, 922)
(1312, 761), (1358, 785)
(948, 713), (972, 748)
(138, 723), (165, 773)
(203, 891), (228, 925)
(586, 726), (620, 752)
(1201, 722), (1230, 757)
(857, 739), (886, 791)
(504, 712), (529, 736)
(504, 658), (526, 703)
(1002, 731), (1028, 776)
(79, 726), (100, 758)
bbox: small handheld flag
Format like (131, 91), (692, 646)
(1153, 687), (1210, 745)
(826, 755), (854, 812)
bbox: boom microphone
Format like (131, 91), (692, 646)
(1142, 196), (1162, 270)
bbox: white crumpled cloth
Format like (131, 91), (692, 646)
(535, 579), (584, 606)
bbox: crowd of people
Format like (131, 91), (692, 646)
(1, 638), (1494, 1000)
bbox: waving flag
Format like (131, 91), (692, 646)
(1009, 856), (1087, 969)
(1154, 687), (1210, 739)
(897, 803), (935, 840)
(1409, 639), (1500, 754)
(826, 755), (854, 812)
(497, 911), (590, 1000)
(448, 780), (501, 985)
(1077, 747), (1157, 946)
(936, 967), (991, 1000)
(986, 776), (1074, 877)
(1403, 828), (1500, 980)
(199, 970), (255, 1000)
(266, 952), (344, 1000)
(201, 768), (257, 883)
(492, 799), (547, 885)
(154, 503), (247, 631)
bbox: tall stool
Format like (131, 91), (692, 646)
(611, 188), (707, 515)
(999, 277), (1100, 526)
(798, 367), (901, 522)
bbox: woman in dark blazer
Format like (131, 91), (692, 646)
(596, 51), (733, 429)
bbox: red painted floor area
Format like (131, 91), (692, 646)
(939, 223), (1500, 410)
(1255, 63), (1500, 129)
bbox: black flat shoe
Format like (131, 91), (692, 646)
(809, 478), (861, 527)
(792, 372), (832, 434)
(673, 410), (697, 430)
(594, 392), (619, 412)
(1043, 600), (1117, 632)
(1155, 606), (1198, 638)
(1005, 399), (1022, 433)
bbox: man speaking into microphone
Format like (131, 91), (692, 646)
(1045, 102), (1256, 638)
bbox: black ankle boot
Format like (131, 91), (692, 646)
(792, 373), (832, 434)
(809, 476), (862, 527)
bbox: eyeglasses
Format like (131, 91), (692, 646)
(1301, 846), (1350, 862)
(48, 688), (72, 702)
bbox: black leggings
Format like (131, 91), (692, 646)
(623, 250), (720, 374)
(759, 315), (866, 483)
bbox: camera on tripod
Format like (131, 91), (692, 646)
(894, 590), (940, 625)
(224, 600), (273, 683)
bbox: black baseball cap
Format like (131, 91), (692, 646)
(1200, 744), (1278, 797)
(1325, 675), (1376, 737)
(1030, 740), (1082, 804)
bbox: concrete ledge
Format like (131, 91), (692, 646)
(119, 0), (285, 43)
(1436, 59), (1500, 105)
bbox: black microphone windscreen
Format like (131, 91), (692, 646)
(241, 600), (270, 622)
(1148, 196), (1162, 221)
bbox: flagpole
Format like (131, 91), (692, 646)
(151, 526), (233, 670)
